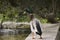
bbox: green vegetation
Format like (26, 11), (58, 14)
(0, 0), (60, 23)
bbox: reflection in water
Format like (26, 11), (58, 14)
(0, 28), (30, 40)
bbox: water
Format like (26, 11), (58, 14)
(0, 28), (30, 40)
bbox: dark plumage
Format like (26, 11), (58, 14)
(25, 7), (33, 13)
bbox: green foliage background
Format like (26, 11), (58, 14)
(0, 0), (60, 23)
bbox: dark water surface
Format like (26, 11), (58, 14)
(0, 28), (31, 40)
